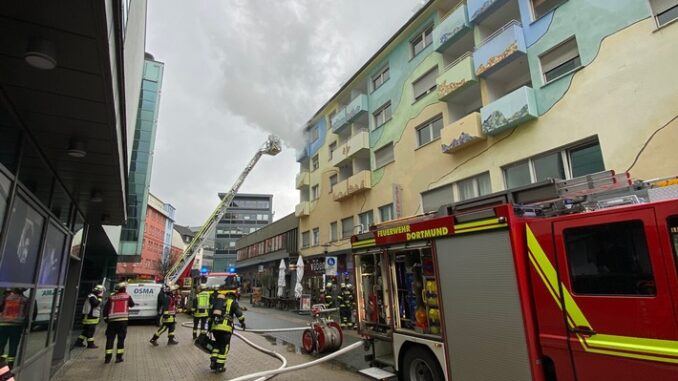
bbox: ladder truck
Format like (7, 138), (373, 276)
(352, 171), (678, 381)
(165, 135), (281, 288)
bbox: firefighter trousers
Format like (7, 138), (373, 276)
(193, 316), (208, 337)
(211, 331), (232, 369)
(153, 322), (176, 340)
(339, 306), (352, 328)
(78, 323), (97, 344)
(0, 325), (22, 366)
(105, 321), (128, 360)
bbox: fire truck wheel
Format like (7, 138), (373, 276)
(302, 329), (317, 353)
(401, 346), (444, 381)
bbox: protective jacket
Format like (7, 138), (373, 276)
(159, 292), (177, 323)
(193, 290), (211, 318)
(104, 292), (135, 322)
(210, 295), (244, 333)
(82, 293), (103, 324)
(0, 292), (28, 325)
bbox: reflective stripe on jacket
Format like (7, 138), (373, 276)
(211, 297), (245, 333)
(0, 293), (27, 325)
(108, 292), (131, 321)
(82, 294), (102, 324)
(194, 291), (211, 317)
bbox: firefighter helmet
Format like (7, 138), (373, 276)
(114, 282), (127, 291)
(346, 283), (353, 291)
(325, 282), (333, 289)
(92, 285), (105, 294)
(170, 284), (179, 291)
(340, 282), (346, 289)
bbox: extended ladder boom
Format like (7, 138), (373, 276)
(165, 135), (281, 284)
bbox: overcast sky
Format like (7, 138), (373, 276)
(147, 0), (422, 226)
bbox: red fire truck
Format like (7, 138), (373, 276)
(352, 171), (678, 381)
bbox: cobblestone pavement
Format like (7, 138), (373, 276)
(53, 312), (370, 381)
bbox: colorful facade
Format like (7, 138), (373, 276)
(295, 0), (678, 260)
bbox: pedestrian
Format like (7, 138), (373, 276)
(103, 282), (135, 364)
(192, 284), (211, 340)
(208, 285), (246, 373)
(0, 288), (29, 368)
(150, 284), (179, 346)
(74, 284), (104, 348)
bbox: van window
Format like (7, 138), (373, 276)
(564, 220), (655, 296)
(669, 217), (678, 276)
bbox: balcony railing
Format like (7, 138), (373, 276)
(433, 3), (470, 52)
(295, 201), (310, 217)
(441, 112), (485, 153)
(472, 20), (526, 77)
(331, 94), (368, 134)
(480, 86), (537, 136)
(332, 170), (371, 201)
(295, 171), (310, 189)
(329, 130), (370, 168)
(436, 52), (476, 102)
(467, 0), (508, 23)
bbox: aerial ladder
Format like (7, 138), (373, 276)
(165, 135), (282, 285)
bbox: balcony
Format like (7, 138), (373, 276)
(329, 130), (370, 168)
(436, 53), (477, 102)
(433, 4), (471, 53)
(295, 171), (310, 189)
(467, 0), (508, 23)
(441, 112), (485, 153)
(472, 20), (526, 77)
(295, 201), (310, 217)
(331, 94), (368, 134)
(332, 170), (371, 202)
(480, 86), (537, 136)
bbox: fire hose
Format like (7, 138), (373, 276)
(180, 322), (365, 381)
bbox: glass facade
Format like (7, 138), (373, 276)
(120, 59), (164, 257)
(212, 194), (272, 272)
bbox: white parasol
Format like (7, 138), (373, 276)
(294, 256), (304, 298)
(277, 259), (286, 297)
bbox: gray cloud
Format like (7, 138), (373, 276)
(146, 0), (417, 226)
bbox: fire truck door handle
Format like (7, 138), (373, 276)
(571, 325), (597, 337)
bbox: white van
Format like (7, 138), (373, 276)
(127, 283), (163, 321)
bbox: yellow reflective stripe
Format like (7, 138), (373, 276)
(526, 225), (678, 364)
(454, 218), (501, 230)
(454, 223), (507, 234)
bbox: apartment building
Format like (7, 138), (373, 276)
(294, 0), (678, 265)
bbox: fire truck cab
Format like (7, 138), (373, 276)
(352, 172), (678, 381)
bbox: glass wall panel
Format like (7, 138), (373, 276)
(24, 287), (56, 360)
(38, 223), (66, 287)
(0, 196), (45, 286)
(0, 171), (10, 234)
(0, 288), (31, 366)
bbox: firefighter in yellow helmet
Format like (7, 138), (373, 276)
(208, 284), (245, 372)
(192, 284), (211, 339)
(150, 284), (179, 346)
(75, 284), (105, 348)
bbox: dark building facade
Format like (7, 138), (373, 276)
(213, 193), (272, 272)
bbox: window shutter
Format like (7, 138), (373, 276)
(541, 38), (579, 73)
(413, 68), (438, 99)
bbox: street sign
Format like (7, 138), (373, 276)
(325, 256), (337, 276)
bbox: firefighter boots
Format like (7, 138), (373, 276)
(168, 337), (179, 345)
(149, 337), (159, 346)
(87, 342), (99, 349)
(115, 356), (124, 363)
(104, 355), (111, 364)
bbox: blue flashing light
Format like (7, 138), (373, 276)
(200, 267), (209, 274)
(228, 267), (236, 273)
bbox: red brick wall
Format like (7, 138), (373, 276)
(116, 205), (168, 279)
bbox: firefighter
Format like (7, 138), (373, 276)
(192, 284), (211, 339)
(0, 288), (28, 368)
(103, 282), (135, 364)
(323, 281), (335, 308)
(75, 284), (105, 348)
(150, 284), (179, 346)
(344, 282), (355, 329)
(208, 285), (245, 373)
(337, 282), (348, 328)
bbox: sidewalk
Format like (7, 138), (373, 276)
(54, 314), (369, 381)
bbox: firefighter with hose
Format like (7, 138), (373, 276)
(74, 284), (105, 348)
(192, 284), (211, 339)
(208, 283), (245, 373)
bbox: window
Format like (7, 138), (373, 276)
(412, 67), (438, 101)
(650, 0), (678, 26)
(329, 174), (338, 192)
(358, 211), (374, 232)
(374, 143), (394, 168)
(373, 102), (392, 129)
(540, 37), (581, 83)
(669, 217), (678, 276)
(310, 126), (319, 142)
(416, 114), (444, 147)
(330, 222), (338, 241)
(341, 217), (353, 239)
(379, 204), (394, 222)
(564, 221), (655, 295)
(530, 0), (565, 19)
(311, 155), (319, 171)
(328, 142), (337, 160)
(301, 231), (310, 248)
(229, 241), (236, 247)
(456, 173), (492, 201)
(410, 24), (433, 57)
(312, 228), (320, 246)
(311, 185), (319, 200)
(328, 110), (336, 130)
(503, 141), (604, 189)
(372, 65), (390, 91)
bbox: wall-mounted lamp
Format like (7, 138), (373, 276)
(67, 139), (87, 158)
(24, 37), (57, 70)
(91, 191), (103, 203)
